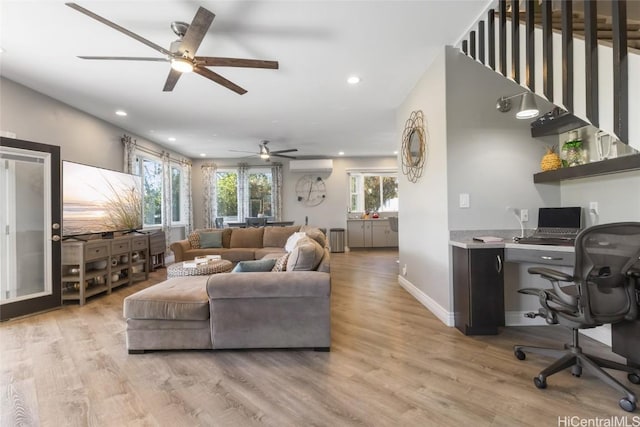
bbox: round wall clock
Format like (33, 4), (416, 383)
(295, 175), (326, 206)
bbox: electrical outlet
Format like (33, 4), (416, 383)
(589, 202), (599, 215)
(520, 209), (528, 222)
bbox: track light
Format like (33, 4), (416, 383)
(496, 92), (539, 119)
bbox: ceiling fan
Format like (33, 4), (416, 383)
(230, 141), (298, 161)
(65, 3), (279, 94)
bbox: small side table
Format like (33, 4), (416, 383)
(167, 259), (233, 278)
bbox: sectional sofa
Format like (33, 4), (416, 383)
(170, 225), (326, 263)
(123, 225), (331, 352)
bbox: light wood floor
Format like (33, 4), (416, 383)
(1, 249), (637, 426)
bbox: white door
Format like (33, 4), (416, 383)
(0, 138), (61, 320)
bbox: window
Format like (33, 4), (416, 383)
(249, 170), (272, 217)
(212, 168), (274, 221)
(349, 172), (398, 212)
(216, 170), (238, 220)
(135, 156), (163, 226)
(171, 166), (183, 223)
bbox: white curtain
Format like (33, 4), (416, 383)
(271, 162), (283, 221)
(161, 151), (172, 233)
(202, 163), (217, 229)
(237, 163), (249, 221)
(182, 158), (194, 234)
(122, 134), (136, 174)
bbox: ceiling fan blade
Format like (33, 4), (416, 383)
(195, 57), (279, 69)
(270, 149), (298, 154)
(65, 3), (172, 57)
(179, 7), (215, 58)
(272, 154), (297, 159)
(163, 68), (182, 92)
(193, 67), (247, 94)
(78, 56), (169, 62)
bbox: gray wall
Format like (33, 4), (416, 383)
(190, 156), (397, 231)
(1, 77), (184, 172)
(445, 49), (560, 231)
(1, 77), (188, 244)
(397, 45), (640, 330)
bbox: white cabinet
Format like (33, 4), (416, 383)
(347, 219), (398, 248)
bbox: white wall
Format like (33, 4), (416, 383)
(190, 156), (397, 231)
(396, 49), (451, 315)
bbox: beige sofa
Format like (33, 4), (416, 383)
(170, 225), (304, 262)
(124, 227), (331, 352)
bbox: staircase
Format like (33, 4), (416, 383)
(459, 0), (640, 152)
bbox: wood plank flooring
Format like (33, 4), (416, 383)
(1, 249), (637, 426)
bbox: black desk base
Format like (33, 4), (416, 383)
(612, 320), (640, 367)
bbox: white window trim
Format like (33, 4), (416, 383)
(136, 153), (164, 228)
(170, 163), (187, 226)
(347, 171), (398, 213)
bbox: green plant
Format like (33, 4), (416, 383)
(562, 139), (583, 150)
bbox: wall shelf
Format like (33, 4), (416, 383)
(533, 154), (640, 183)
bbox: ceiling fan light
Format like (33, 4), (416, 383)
(260, 153), (270, 160)
(171, 57), (194, 73)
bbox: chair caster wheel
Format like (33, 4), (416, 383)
(619, 398), (636, 412)
(514, 350), (526, 360)
(571, 366), (582, 377)
(534, 376), (547, 389)
(628, 373), (640, 385)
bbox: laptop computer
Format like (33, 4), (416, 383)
(517, 207), (583, 245)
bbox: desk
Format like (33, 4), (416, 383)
(227, 221), (295, 228)
(450, 239), (640, 364)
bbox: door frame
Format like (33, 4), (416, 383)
(0, 137), (61, 320)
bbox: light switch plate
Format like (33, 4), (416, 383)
(459, 193), (470, 208)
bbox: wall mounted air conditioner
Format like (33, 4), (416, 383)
(288, 159), (333, 173)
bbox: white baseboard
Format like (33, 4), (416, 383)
(397, 275), (454, 327)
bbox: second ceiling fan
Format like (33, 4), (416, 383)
(66, 3), (279, 94)
(230, 141), (298, 161)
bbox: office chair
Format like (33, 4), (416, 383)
(245, 217), (267, 227)
(514, 222), (640, 412)
(214, 217), (224, 229)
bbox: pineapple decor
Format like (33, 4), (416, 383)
(540, 145), (562, 171)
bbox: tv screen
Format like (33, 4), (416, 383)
(63, 161), (143, 236)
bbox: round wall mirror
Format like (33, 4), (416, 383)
(401, 110), (427, 183)
(408, 129), (424, 167)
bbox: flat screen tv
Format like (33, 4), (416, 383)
(63, 161), (143, 237)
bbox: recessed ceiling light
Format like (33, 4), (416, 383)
(347, 75), (361, 85)
(200, 153), (206, 157)
(338, 151), (345, 156)
(168, 137), (176, 142)
(115, 110), (127, 116)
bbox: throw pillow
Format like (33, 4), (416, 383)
(300, 227), (327, 248)
(232, 258), (277, 273)
(187, 231), (201, 249)
(199, 231), (223, 248)
(285, 232), (306, 252)
(286, 236), (324, 271)
(271, 253), (290, 272)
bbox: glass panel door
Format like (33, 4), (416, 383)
(0, 138), (61, 320)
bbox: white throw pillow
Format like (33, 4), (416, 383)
(284, 231), (306, 252)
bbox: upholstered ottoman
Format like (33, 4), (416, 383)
(123, 276), (212, 353)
